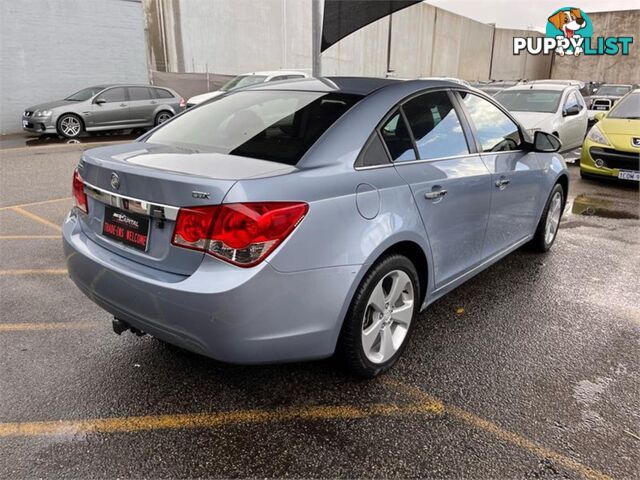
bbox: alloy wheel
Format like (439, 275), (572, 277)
(60, 116), (81, 137)
(545, 191), (562, 245)
(361, 270), (414, 364)
(156, 112), (172, 124)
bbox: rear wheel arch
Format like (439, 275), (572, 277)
(365, 240), (428, 308)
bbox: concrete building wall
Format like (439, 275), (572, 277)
(143, 0), (556, 86)
(490, 28), (552, 80)
(551, 10), (640, 83)
(0, 0), (148, 135)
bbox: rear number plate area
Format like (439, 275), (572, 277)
(102, 206), (150, 251)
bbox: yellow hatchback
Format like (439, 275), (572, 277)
(580, 89), (640, 182)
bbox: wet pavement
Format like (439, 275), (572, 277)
(0, 143), (638, 479)
(0, 131), (139, 150)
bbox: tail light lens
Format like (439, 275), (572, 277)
(179, 97), (186, 108)
(172, 202), (308, 267)
(72, 169), (88, 213)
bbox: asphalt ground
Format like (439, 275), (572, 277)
(0, 140), (638, 479)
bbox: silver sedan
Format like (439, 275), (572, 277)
(22, 84), (184, 138)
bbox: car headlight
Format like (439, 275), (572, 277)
(35, 110), (52, 117)
(586, 124), (610, 146)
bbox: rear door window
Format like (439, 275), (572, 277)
(128, 87), (152, 101)
(402, 91), (469, 160)
(379, 110), (416, 162)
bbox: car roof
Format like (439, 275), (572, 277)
(250, 76), (468, 96)
(501, 83), (569, 92)
(240, 70), (309, 77)
(599, 83), (633, 87)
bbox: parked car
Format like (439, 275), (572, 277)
(186, 70), (310, 107)
(471, 80), (525, 97)
(579, 81), (602, 109)
(580, 88), (640, 182)
(494, 83), (588, 151)
(419, 77), (470, 86)
(587, 83), (637, 120)
(64, 77), (568, 377)
(22, 85), (185, 139)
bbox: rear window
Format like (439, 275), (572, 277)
(145, 90), (361, 165)
(154, 88), (175, 99)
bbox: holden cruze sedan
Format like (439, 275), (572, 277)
(63, 78), (568, 377)
(23, 85), (185, 139)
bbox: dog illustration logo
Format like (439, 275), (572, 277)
(546, 7), (593, 56)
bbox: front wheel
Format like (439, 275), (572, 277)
(155, 111), (173, 126)
(529, 183), (564, 252)
(57, 114), (84, 139)
(338, 254), (419, 378)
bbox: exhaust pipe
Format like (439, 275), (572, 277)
(112, 318), (146, 336)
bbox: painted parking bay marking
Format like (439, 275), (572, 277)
(385, 379), (612, 480)
(0, 321), (100, 332)
(0, 269), (67, 276)
(0, 401), (443, 438)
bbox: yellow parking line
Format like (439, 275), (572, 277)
(0, 235), (61, 240)
(386, 379), (611, 480)
(0, 269), (67, 275)
(0, 197), (71, 211)
(0, 401), (442, 438)
(0, 321), (99, 332)
(10, 206), (62, 232)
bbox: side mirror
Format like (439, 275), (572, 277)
(95, 98), (106, 105)
(532, 131), (561, 153)
(593, 112), (605, 122)
(563, 104), (580, 117)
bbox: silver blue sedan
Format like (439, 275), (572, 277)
(63, 77), (568, 377)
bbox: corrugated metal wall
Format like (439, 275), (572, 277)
(0, 0), (148, 134)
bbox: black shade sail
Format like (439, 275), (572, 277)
(321, 0), (422, 52)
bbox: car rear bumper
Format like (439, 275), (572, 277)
(63, 211), (359, 364)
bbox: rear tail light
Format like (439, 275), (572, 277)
(72, 169), (88, 213)
(172, 202), (308, 267)
(179, 97), (186, 108)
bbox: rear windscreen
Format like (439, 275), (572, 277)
(145, 90), (362, 165)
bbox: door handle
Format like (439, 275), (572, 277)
(495, 178), (511, 189)
(119, 103), (127, 107)
(150, 100), (158, 105)
(425, 189), (448, 199)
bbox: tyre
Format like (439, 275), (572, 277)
(155, 111), (173, 126)
(57, 114), (83, 139)
(529, 183), (564, 252)
(338, 254), (420, 378)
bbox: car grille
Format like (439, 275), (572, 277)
(590, 147), (640, 171)
(592, 99), (612, 111)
